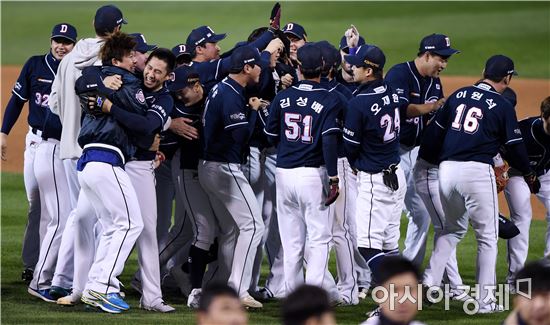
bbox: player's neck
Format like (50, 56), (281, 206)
(304, 77), (321, 83)
(482, 79), (506, 94)
(413, 57), (428, 77)
(228, 74), (248, 88)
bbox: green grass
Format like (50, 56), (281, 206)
(1, 171), (548, 324)
(1, 1), (549, 78)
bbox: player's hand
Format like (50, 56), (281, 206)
(153, 150), (166, 169)
(325, 177), (340, 206)
(281, 73), (293, 88)
(266, 38), (284, 55)
(87, 95), (112, 114)
(170, 117), (199, 140)
(269, 2), (281, 30)
(431, 97), (446, 112)
(524, 172), (541, 194)
(149, 134), (161, 152)
(1, 132), (8, 161)
(345, 24), (360, 49)
(103, 75), (122, 90)
(249, 97), (268, 111)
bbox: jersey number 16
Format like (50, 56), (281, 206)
(451, 104), (483, 134)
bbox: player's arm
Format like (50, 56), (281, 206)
(1, 59), (32, 160)
(218, 38), (283, 77)
(342, 100), (362, 167)
(223, 95), (255, 143)
(501, 105), (535, 179)
(322, 100), (344, 178)
(264, 95), (282, 146)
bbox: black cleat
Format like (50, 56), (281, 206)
(21, 268), (34, 284)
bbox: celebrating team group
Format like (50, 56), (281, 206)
(2, 2), (550, 317)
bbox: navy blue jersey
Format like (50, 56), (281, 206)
(133, 87), (173, 160)
(176, 96), (206, 170)
(385, 61), (443, 148)
(264, 80), (343, 169)
(517, 117), (550, 176)
(436, 82), (523, 165)
(1, 53), (59, 134)
(41, 109), (62, 141)
(335, 70), (359, 94)
(202, 77), (256, 164)
(417, 117), (443, 165)
(343, 80), (401, 173)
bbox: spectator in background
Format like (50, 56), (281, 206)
(281, 285), (336, 325)
(196, 283), (248, 325)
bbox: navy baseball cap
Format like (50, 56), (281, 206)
(130, 33), (157, 54)
(484, 54), (518, 79)
(229, 45), (261, 72)
(316, 40), (340, 69)
(339, 35), (366, 51)
(344, 44), (386, 69)
(94, 5), (127, 34)
(297, 43), (323, 70)
(186, 26), (226, 48)
(419, 34), (459, 57)
(168, 65), (200, 91)
(283, 22), (307, 40)
(51, 23), (77, 43)
(172, 43), (191, 59)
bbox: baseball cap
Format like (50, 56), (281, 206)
(168, 65), (200, 92)
(283, 22), (307, 40)
(297, 43), (323, 70)
(339, 35), (366, 52)
(130, 33), (157, 53)
(484, 54), (518, 79)
(51, 23), (77, 43)
(229, 45), (261, 72)
(186, 26), (226, 48)
(316, 40), (341, 69)
(344, 44), (386, 69)
(172, 43), (191, 59)
(419, 34), (459, 57)
(94, 5), (127, 34)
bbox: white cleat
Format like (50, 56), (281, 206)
(57, 292), (82, 306)
(241, 294), (263, 309)
(358, 287), (369, 300)
(449, 288), (474, 302)
(187, 288), (202, 309)
(140, 301), (176, 313)
(477, 302), (504, 314)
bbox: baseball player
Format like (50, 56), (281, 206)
(130, 33), (158, 75)
(1, 23), (76, 284)
(75, 32), (146, 313)
(336, 28), (365, 94)
(167, 65), (218, 308)
(342, 45), (406, 286)
(97, 48), (177, 312)
(264, 43), (342, 301)
(47, 5), (127, 305)
(6, 23), (76, 300)
(423, 55), (539, 313)
(282, 22), (307, 67)
(504, 96), (550, 287)
(385, 34), (458, 267)
(198, 45), (265, 308)
(172, 43), (192, 67)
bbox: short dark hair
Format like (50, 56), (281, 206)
(99, 32), (136, 66)
(198, 283), (239, 312)
(515, 260), (550, 295)
(146, 48), (176, 74)
(247, 27), (268, 43)
(483, 73), (509, 83)
(540, 96), (550, 120)
(377, 256), (422, 285)
(370, 66), (384, 80)
(281, 285), (332, 325)
(300, 67), (321, 80)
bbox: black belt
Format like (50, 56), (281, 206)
(31, 127), (42, 135)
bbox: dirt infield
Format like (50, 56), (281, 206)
(1, 65), (549, 219)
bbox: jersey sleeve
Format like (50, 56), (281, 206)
(343, 99), (362, 146)
(12, 58), (32, 101)
(264, 94), (282, 138)
(321, 95), (343, 136)
(385, 67), (410, 109)
(148, 94), (173, 131)
(222, 93), (248, 131)
(501, 103), (523, 145)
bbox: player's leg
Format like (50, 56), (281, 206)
(155, 158), (175, 248)
(382, 165), (407, 253)
(276, 167), (306, 295)
(535, 171), (550, 258)
(332, 158), (358, 305)
(401, 147), (430, 266)
(462, 162), (499, 311)
(21, 131), (42, 274)
(81, 162), (144, 295)
(423, 161), (468, 289)
(28, 140), (71, 297)
(504, 175), (532, 286)
(413, 159), (464, 289)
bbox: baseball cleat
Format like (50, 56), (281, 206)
(170, 265), (192, 297)
(358, 287), (369, 300)
(28, 287), (56, 303)
(477, 302), (504, 314)
(449, 288), (474, 302)
(241, 294), (263, 309)
(88, 290), (130, 311)
(366, 306), (381, 318)
(249, 287), (274, 302)
(49, 286), (72, 300)
(187, 288), (202, 309)
(141, 301), (176, 313)
(57, 292), (82, 306)
(21, 268), (34, 284)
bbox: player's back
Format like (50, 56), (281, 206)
(438, 82), (521, 165)
(267, 80), (342, 168)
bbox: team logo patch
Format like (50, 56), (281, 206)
(37, 78), (53, 84)
(136, 89), (146, 103)
(230, 112), (246, 121)
(14, 82), (22, 90)
(410, 92), (420, 97)
(436, 84), (441, 90)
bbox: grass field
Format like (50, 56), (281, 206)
(1, 1), (549, 78)
(1, 172), (548, 324)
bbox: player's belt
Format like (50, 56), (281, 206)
(30, 127), (43, 137)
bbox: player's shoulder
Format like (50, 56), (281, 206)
(385, 61), (410, 78)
